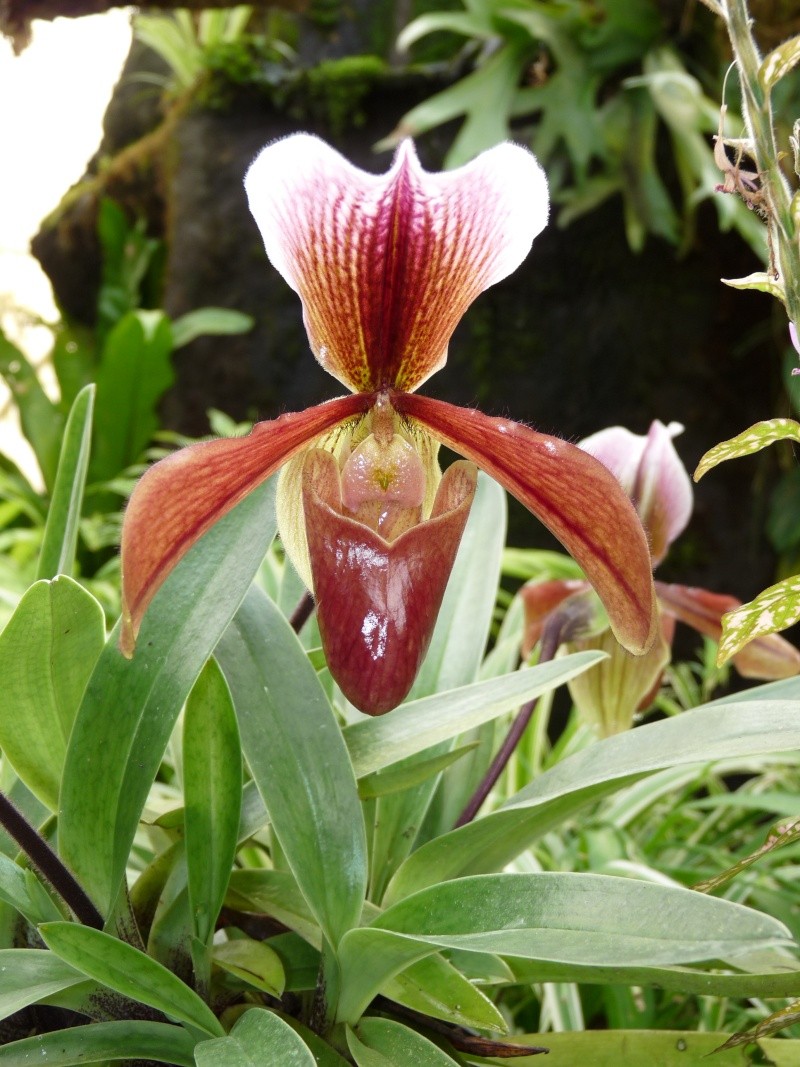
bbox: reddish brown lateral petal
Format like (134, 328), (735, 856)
(303, 450), (477, 714)
(656, 582), (800, 680)
(119, 394), (373, 657)
(394, 392), (658, 656)
(245, 135), (547, 393)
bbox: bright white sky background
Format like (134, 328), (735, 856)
(0, 10), (132, 479)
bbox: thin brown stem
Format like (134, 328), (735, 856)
(289, 591), (315, 633)
(455, 617), (566, 827)
(0, 792), (103, 929)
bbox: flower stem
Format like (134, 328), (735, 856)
(0, 791), (103, 929)
(455, 616), (565, 827)
(721, 0), (800, 324)
(289, 591), (315, 633)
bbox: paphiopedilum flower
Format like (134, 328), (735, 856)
(119, 133), (657, 715)
(522, 421), (800, 734)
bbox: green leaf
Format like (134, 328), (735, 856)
(37, 384), (95, 580)
(271, 1013), (352, 1066)
(0, 330), (64, 492)
(51, 325), (96, 411)
(59, 476), (277, 918)
(383, 952), (506, 1034)
(171, 307), (253, 348)
(411, 472), (505, 696)
(39, 922), (224, 1037)
(476, 1030), (798, 1065)
(227, 869), (320, 946)
(379, 44), (528, 167)
(506, 956), (800, 998)
(759, 34), (800, 91)
(357, 743), (479, 800)
(694, 418), (800, 480)
(0, 854), (63, 927)
(91, 309), (175, 482)
(217, 586), (367, 948)
(348, 1018), (458, 1066)
(0, 1020), (198, 1065)
(0, 576), (105, 810)
(384, 700), (800, 903)
(717, 575), (800, 664)
(184, 659), (242, 954)
(212, 938), (285, 996)
(344, 651), (605, 779)
(721, 271), (786, 302)
(0, 949), (85, 1023)
(396, 12), (492, 53)
(336, 873), (792, 1023)
(194, 1008), (315, 1066)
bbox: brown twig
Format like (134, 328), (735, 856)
(455, 616), (566, 827)
(289, 591), (315, 634)
(0, 792), (104, 929)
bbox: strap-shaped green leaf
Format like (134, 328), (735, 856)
(384, 698), (800, 903)
(218, 586), (367, 949)
(0, 1020), (198, 1065)
(59, 476), (277, 917)
(40, 922), (223, 1037)
(348, 1018), (458, 1066)
(194, 1008), (315, 1066)
(0, 949), (85, 1024)
(336, 872), (793, 1023)
(184, 657), (242, 976)
(0, 576), (104, 810)
(37, 383), (95, 580)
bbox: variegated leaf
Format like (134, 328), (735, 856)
(759, 34), (800, 91)
(717, 575), (800, 666)
(721, 272), (785, 303)
(694, 418), (800, 481)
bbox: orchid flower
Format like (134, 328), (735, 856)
(119, 133), (657, 715)
(522, 420), (800, 734)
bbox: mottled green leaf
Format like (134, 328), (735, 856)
(721, 271), (786, 302)
(694, 418), (800, 480)
(759, 34), (800, 91)
(718, 575), (800, 664)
